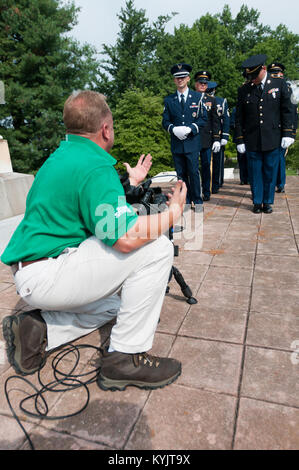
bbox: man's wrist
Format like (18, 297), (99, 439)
(168, 203), (182, 224)
(128, 177), (139, 187)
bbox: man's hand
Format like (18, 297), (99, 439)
(212, 141), (221, 153)
(114, 180), (187, 253)
(166, 180), (187, 217)
(173, 126), (189, 140)
(281, 137), (295, 149)
(123, 153), (152, 187)
(221, 139), (228, 146)
(237, 144), (246, 154)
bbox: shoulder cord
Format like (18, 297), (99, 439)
(196, 93), (204, 118)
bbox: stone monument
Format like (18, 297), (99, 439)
(0, 82), (34, 220)
(0, 139), (34, 220)
(0, 138), (34, 221)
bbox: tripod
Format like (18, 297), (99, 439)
(135, 190), (197, 305)
(166, 227), (197, 305)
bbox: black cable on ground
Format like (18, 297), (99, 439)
(4, 343), (102, 450)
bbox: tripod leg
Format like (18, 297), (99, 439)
(172, 266), (197, 304)
(166, 267), (173, 294)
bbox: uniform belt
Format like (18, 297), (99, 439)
(11, 257), (55, 275)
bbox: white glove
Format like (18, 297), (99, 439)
(281, 137), (295, 149)
(221, 139), (228, 146)
(237, 144), (246, 154)
(184, 127), (192, 136)
(173, 126), (188, 140)
(212, 141), (221, 153)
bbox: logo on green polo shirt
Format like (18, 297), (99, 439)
(94, 197), (136, 241)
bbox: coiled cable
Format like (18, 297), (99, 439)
(4, 343), (102, 450)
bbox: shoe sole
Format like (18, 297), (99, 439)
(97, 368), (181, 392)
(2, 315), (46, 376)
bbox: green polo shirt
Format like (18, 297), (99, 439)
(1, 135), (138, 265)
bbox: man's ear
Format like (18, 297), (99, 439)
(101, 122), (111, 143)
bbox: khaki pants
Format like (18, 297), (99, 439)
(14, 235), (173, 353)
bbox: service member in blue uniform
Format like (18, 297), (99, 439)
(206, 81), (230, 193)
(235, 54), (294, 213)
(268, 62), (298, 193)
(162, 63), (207, 208)
(194, 70), (222, 201)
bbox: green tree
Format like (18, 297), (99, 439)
(216, 4), (271, 57)
(150, 4), (299, 107)
(286, 119), (299, 172)
(99, 0), (175, 107)
(0, 0), (100, 173)
(151, 15), (241, 105)
(1, 0), (298, 175)
(112, 88), (172, 176)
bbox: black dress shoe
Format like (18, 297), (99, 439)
(253, 204), (262, 213)
(263, 203), (273, 214)
(203, 195), (210, 201)
(276, 188), (285, 193)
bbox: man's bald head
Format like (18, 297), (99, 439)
(63, 90), (112, 135)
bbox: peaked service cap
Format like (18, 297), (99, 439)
(171, 63), (192, 78)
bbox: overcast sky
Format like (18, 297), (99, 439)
(68, 0), (299, 52)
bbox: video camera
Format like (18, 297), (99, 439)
(120, 173), (168, 216)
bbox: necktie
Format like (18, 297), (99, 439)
(180, 94), (185, 111)
(258, 83), (264, 93)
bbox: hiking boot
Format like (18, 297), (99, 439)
(2, 310), (47, 375)
(97, 349), (181, 391)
